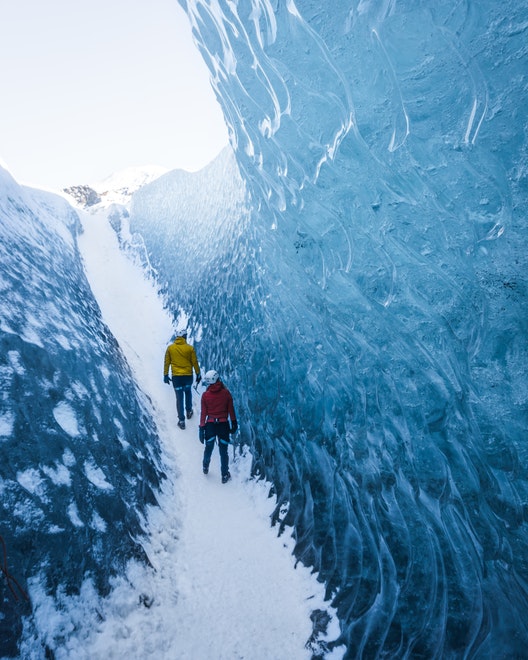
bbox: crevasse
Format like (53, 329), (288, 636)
(131, 1), (528, 656)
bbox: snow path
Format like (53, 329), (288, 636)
(76, 210), (340, 659)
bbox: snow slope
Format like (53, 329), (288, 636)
(90, 166), (169, 207)
(71, 209), (342, 659)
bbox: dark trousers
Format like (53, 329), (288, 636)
(203, 422), (230, 476)
(172, 375), (193, 422)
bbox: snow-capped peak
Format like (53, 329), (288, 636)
(92, 165), (168, 196)
(64, 165), (169, 210)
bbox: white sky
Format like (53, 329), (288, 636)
(0, 0), (229, 190)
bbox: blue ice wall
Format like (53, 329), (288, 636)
(0, 169), (164, 655)
(132, 1), (528, 656)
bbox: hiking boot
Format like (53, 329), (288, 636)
(186, 410), (193, 420)
(177, 421), (185, 430)
(221, 472), (231, 484)
(203, 466), (209, 475)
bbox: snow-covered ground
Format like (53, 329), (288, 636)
(73, 209), (342, 659)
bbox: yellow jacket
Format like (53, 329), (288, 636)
(164, 337), (200, 377)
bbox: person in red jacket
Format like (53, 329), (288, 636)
(199, 370), (238, 483)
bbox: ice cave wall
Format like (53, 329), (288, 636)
(0, 170), (164, 655)
(132, 1), (528, 656)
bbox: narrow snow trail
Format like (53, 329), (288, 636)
(76, 210), (338, 659)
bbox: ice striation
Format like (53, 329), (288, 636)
(0, 168), (164, 656)
(129, 1), (528, 657)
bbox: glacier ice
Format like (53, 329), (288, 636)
(130, 1), (528, 656)
(0, 168), (164, 655)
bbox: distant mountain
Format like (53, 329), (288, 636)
(64, 165), (169, 209)
(62, 184), (101, 207)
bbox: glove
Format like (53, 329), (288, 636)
(196, 374), (202, 385)
(230, 420), (238, 435)
(199, 427), (205, 444)
(164, 375), (170, 385)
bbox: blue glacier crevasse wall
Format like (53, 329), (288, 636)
(133, 1), (528, 656)
(0, 170), (165, 656)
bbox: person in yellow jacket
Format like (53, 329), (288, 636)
(164, 329), (201, 429)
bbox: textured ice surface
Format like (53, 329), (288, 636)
(0, 168), (164, 655)
(130, 1), (528, 656)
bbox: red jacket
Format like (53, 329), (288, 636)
(200, 381), (237, 426)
